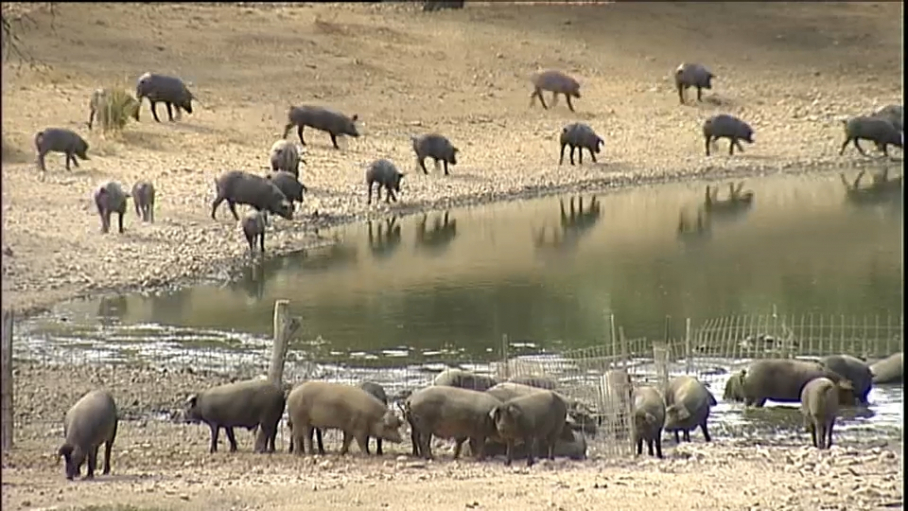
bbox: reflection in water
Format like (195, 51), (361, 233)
(703, 181), (755, 224)
(415, 211), (457, 256)
(33, 170), (905, 356)
(232, 262), (266, 302)
(368, 217), (402, 261)
(533, 195), (601, 254)
(299, 235), (359, 272)
(96, 295), (128, 327)
(840, 168), (903, 208)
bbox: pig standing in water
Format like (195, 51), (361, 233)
(741, 359), (854, 408)
(662, 376), (717, 443)
(241, 210), (266, 254)
(58, 389), (119, 480)
(287, 381), (403, 456)
(490, 390), (568, 467)
(800, 377), (842, 450)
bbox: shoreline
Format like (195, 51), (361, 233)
(6, 157), (893, 321)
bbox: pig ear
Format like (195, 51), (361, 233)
(185, 394), (198, 407)
(58, 444), (73, 459)
(398, 173), (406, 179)
(351, 114), (359, 122)
(489, 407), (499, 422)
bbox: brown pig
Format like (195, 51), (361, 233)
(631, 385), (665, 459)
(490, 390), (568, 467)
(404, 385), (501, 460)
(58, 389), (119, 480)
(507, 375), (558, 390)
(287, 381), (403, 456)
(741, 359), (852, 408)
(433, 368), (499, 391)
(800, 377), (841, 449)
(183, 378), (286, 454)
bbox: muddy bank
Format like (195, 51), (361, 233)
(1, 2), (902, 318)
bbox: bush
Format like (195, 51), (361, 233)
(95, 87), (140, 133)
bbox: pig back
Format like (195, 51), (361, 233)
(632, 386), (665, 433)
(820, 354), (872, 403)
(800, 377), (839, 419)
(64, 389), (118, 448)
(288, 381), (387, 431)
(433, 368), (498, 391)
(507, 375), (557, 390)
(486, 382), (544, 403)
(495, 390), (567, 440)
(195, 379), (284, 428)
(407, 386), (500, 439)
(743, 359), (838, 403)
(870, 352), (903, 384)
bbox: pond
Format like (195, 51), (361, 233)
(14, 166), (904, 446)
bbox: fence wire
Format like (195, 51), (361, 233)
(4, 310), (903, 459)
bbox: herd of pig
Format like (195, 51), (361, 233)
(30, 64), (904, 252)
(55, 351), (903, 481)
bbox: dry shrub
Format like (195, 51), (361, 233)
(95, 87), (140, 134)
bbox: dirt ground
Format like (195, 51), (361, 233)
(0, 2), (904, 509)
(0, 2), (902, 317)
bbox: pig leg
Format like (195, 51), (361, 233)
(65, 153), (72, 171)
(453, 438), (467, 459)
(705, 135), (713, 156)
(654, 436), (663, 459)
(419, 432), (433, 460)
(505, 439), (515, 466)
(85, 446), (99, 479)
(524, 436), (536, 467)
(418, 157), (429, 175)
(376, 437), (383, 456)
(733, 139), (746, 153)
(150, 101), (162, 123)
(808, 423), (818, 448)
(355, 433), (370, 455)
(578, 147), (584, 165)
(117, 212), (124, 234)
(102, 211), (112, 234)
(312, 428), (326, 455)
(226, 201), (241, 222)
(559, 143), (568, 165)
(89, 108), (96, 130)
(566, 95), (576, 113)
(696, 86), (704, 102)
(225, 427), (239, 452)
(410, 428), (421, 457)
(135, 200), (142, 219)
(839, 137), (853, 156)
(330, 133), (340, 150)
(588, 147), (598, 163)
(210, 196), (226, 220)
(339, 431), (355, 455)
(852, 139), (868, 157)
(102, 436), (115, 475)
(208, 425), (221, 453)
(296, 125), (306, 146)
(682, 430), (691, 442)
(635, 437), (643, 456)
(37, 153), (47, 172)
(443, 160), (450, 176)
(165, 102), (175, 122)
(646, 439), (655, 457)
(825, 420), (835, 449)
(535, 88), (548, 109)
(259, 232), (265, 254)
(677, 84), (685, 105)
(700, 421), (711, 442)
(569, 146), (576, 166)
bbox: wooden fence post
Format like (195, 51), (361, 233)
(685, 317), (693, 375)
(2, 310), (14, 452)
(268, 300), (301, 389)
(500, 334), (510, 380)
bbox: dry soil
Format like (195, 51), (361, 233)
(0, 2), (904, 510)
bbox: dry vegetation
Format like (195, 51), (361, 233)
(0, 3), (904, 508)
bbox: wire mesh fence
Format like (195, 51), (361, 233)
(4, 308), (903, 459)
